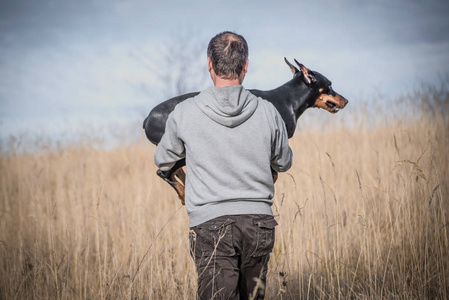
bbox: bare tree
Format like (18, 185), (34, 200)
(133, 29), (209, 100)
(159, 31), (209, 97)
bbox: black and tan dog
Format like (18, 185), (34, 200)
(143, 58), (348, 203)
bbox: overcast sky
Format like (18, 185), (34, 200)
(1, 0), (448, 146)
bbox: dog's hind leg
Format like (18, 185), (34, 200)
(157, 168), (186, 205)
(173, 167), (186, 184)
(171, 167), (186, 204)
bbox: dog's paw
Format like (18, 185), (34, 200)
(157, 169), (171, 180)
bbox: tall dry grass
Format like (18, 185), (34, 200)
(1, 88), (448, 299)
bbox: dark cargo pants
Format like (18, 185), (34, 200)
(189, 214), (278, 300)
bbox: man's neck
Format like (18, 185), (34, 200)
(213, 77), (242, 87)
(208, 58), (247, 87)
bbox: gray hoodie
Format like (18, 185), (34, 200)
(154, 85), (293, 227)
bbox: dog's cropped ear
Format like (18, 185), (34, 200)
(284, 57), (300, 75)
(294, 59), (316, 85)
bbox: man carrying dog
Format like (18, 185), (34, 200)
(154, 31), (293, 299)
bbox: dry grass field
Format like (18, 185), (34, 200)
(1, 88), (448, 299)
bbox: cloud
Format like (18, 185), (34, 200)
(1, 0), (448, 144)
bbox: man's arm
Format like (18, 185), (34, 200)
(154, 107), (186, 171)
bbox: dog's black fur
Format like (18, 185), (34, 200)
(143, 58), (348, 201)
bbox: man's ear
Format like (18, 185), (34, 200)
(238, 59), (249, 84)
(243, 59), (249, 74)
(207, 57), (213, 73)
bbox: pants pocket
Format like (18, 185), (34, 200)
(249, 216), (278, 257)
(193, 218), (236, 258)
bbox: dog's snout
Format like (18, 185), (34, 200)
(338, 95), (348, 107)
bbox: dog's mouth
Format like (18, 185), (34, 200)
(314, 93), (348, 113)
(325, 100), (340, 112)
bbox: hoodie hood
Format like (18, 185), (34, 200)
(195, 85), (258, 128)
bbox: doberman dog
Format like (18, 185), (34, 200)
(143, 58), (348, 204)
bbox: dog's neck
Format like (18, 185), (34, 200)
(275, 76), (316, 119)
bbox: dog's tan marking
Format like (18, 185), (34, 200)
(313, 93), (348, 113)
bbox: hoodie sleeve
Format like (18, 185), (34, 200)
(154, 107), (186, 171)
(271, 109), (293, 173)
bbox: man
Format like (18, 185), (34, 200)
(154, 31), (293, 299)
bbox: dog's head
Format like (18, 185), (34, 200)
(285, 58), (348, 113)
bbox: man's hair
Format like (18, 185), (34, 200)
(207, 31), (249, 80)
